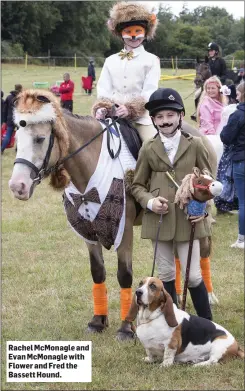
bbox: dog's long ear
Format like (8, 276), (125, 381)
(160, 288), (178, 328)
(125, 294), (138, 322)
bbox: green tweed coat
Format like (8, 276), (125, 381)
(131, 132), (214, 242)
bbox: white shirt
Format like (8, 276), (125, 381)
(147, 130), (181, 211)
(97, 45), (161, 125)
(160, 129), (181, 165)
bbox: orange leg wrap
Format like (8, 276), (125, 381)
(120, 288), (132, 321)
(200, 257), (213, 293)
(175, 258), (182, 295)
(92, 282), (108, 316)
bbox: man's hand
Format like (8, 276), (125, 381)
(115, 105), (129, 118)
(152, 196), (168, 215)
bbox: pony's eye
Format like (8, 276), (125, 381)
(35, 136), (45, 144)
(198, 180), (202, 184)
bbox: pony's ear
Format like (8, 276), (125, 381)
(36, 95), (51, 103)
(125, 294), (138, 322)
(193, 167), (200, 177)
(202, 168), (212, 177)
(160, 288), (178, 328)
(204, 55), (209, 64)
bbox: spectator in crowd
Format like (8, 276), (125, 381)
(1, 84), (22, 154)
(1, 91), (5, 124)
(220, 82), (245, 249)
(59, 73), (74, 113)
(95, 1), (161, 142)
(235, 68), (245, 85)
(197, 76), (228, 163)
(87, 57), (96, 96)
(214, 84), (239, 214)
(207, 42), (227, 85)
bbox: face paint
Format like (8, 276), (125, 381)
(122, 25), (145, 40)
(153, 110), (182, 138)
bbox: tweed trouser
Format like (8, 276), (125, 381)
(152, 239), (202, 288)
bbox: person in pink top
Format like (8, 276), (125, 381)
(197, 76), (228, 163)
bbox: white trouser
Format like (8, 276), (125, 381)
(152, 239), (202, 288)
(133, 123), (157, 142)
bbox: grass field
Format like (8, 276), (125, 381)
(1, 64), (244, 391)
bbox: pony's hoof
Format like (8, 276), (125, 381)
(116, 320), (135, 341)
(87, 315), (108, 333)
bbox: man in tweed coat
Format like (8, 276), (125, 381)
(132, 88), (213, 320)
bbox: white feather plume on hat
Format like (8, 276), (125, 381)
(107, 2), (158, 40)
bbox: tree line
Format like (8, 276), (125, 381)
(1, 1), (244, 63)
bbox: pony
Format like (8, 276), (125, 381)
(9, 89), (218, 339)
(192, 57), (212, 121)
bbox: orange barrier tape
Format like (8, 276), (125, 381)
(93, 282), (108, 315)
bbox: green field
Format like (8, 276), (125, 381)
(1, 64), (244, 391)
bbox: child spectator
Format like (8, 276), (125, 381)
(214, 84), (239, 214)
(59, 73), (74, 113)
(197, 76), (228, 163)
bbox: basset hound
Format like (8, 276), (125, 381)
(126, 277), (244, 367)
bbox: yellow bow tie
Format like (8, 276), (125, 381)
(118, 50), (134, 60)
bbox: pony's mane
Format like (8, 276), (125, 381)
(175, 167), (201, 209)
(175, 173), (194, 209)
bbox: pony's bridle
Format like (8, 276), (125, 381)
(14, 125), (55, 186)
(193, 182), (211, 192)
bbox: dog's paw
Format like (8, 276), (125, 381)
(160, 361), (172, 368)
(143, 356), (154, 363)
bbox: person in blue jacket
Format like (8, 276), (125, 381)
(220, 82), (245, 249)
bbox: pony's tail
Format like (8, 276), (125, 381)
(49, 166), (70, 190)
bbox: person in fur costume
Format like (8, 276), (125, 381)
(93, 1), (160, 141)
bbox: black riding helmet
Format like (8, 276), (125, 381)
(208, 42), (219, 52)
(145, 88), (185, 117)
